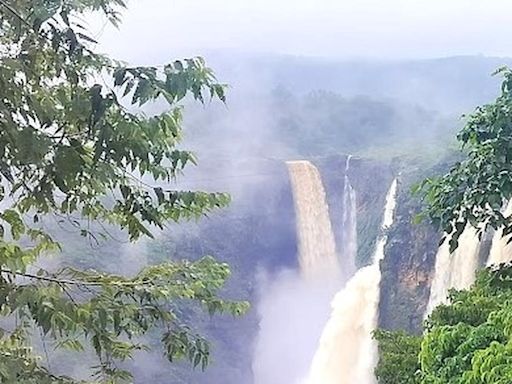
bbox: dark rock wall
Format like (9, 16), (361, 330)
(350, 157), (394, 267)
(378, 181), (439, 334)
(316, 155), (393, 269)
(315, 156), (348, 273)
(135, 159), (298, 384)
(130, 155), (441, 380)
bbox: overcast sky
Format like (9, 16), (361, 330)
(91, 0), (512, 64)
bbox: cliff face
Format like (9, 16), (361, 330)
(350, 157), (394, 267)
(114, 155), (440, 381)
(378, 182), (439, 333)
(137, 159), (298, 384)
(147, 155), (398, 383)
(316, 155), (393, 268)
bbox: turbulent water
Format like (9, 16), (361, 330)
(286, 160), (340, 280)
(305, 178), (398, 384)
(341, 155), (357, 278)
(253, 160), (344, 384)
(487, 200), (512, 266)
(426, 225), (482, 316)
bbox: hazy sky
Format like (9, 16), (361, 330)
(92, 0), (512, 63)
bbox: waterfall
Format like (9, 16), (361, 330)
(425, 225), (482, 316)
(487, 200), (512, 266)
(286, 160), (340, 280)
(305, 178), (398, 384)
(253, 160), (342, 384)
(342, 155), (357, 277)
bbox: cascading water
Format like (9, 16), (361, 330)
(425, 225), (482, 316)
(487, 200), (512, 266)
(305, 178), (398, 384)
(341, 155), (357, 278)
(252, 160), (342, 384)
(286, 160), (340, 280)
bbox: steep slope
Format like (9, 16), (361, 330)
(378, 186), (438, 333)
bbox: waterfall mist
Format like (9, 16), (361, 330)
(304, 178), (398, 384)
(252, 270), (340, 384)
(253, 159), (358, 384)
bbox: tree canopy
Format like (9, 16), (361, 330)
(376, 68), (512, 383)
(374, 329), (421, 384)
(375, 265), (512, 384)
(418, 68), (512, 251)
(0, 1), (247, 383)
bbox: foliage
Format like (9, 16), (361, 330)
(417, 67), (512, 252)
(186, 86), (457, 164)
(383, 65), (512, 383)
(374, 329), (421, 384)
(0, 0), (247, 383)
(375, 265), (512, 384)
(271, 90), (456, 159)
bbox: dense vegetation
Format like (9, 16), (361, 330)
(272, 90), (457, 158)
(374, 329), (421, 384)
(186, 87), (459, 162)
(419, 68), (512, 251)
(376, 265), (512, 383)
(0, 1), (248, 383)
(377, 69), (512, 383)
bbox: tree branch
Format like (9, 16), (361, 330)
(0, 269), (143, 287)
(0, 0), (32, 28)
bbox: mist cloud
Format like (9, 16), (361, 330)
(252, 269), (340, 384)
(90, 0), (512, 62)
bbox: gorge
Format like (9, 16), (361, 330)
(35, 54), (512, 384)
(4, 0), (512, 381)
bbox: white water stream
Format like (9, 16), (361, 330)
(304, 178), (398, 384)
(425, 225), (482, 316)
(487, 200), (512, 266)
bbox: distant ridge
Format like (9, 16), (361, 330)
(206, 52), (512, 113)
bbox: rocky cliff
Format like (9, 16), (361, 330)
(378, 182), (438, 333)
